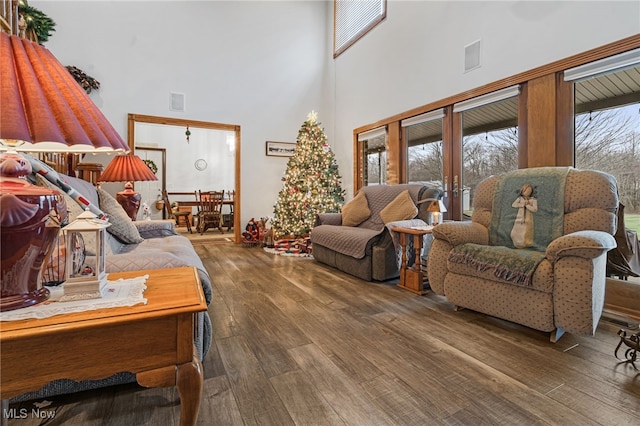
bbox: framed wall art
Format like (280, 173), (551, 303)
(266, 141), (296, 157)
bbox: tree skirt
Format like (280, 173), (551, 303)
(263, 237), (313, 257)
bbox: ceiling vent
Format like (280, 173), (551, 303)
(169, 92), (185, 112)
(464, 39), (481, 73)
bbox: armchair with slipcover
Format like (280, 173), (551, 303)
(428, 167), (618, 342)
(311, 184), (443, 281)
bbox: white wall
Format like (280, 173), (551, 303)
(34, 0), (329, 226)
(332, 0), (640, 195)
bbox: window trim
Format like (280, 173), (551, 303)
(334, 0), (387, 59)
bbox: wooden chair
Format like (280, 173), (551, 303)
(197, 190), (224, 234)
(222, 190), (235, 231)
(162, 190), (192, 233)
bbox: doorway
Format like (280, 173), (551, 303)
(127, 114), (241, 242)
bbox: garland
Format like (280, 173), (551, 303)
(143, 159), (158, 175)
(18, 2), (56, 44)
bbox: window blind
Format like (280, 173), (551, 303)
(357, 126), (386, 141)
(453, 85), (520, 113)
(334, 0), (386, 57)
(401, 109), (445, 127)
(564, 48), (640, 82)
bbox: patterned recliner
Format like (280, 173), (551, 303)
(428, 167), (618, 342)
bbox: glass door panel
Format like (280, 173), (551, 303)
(361, 134), (387, 186)
(406, 118), (444, 186)
(460, 96), (519, 219)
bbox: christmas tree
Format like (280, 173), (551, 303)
(271, 111), (344, 237)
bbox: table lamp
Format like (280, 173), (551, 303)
(0, 32), (129, 311)
(428, 199), (447, 225)
(99, 154), (158, 221)
(417, 198), (447, 225)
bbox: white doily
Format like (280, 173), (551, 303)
(0, 275), (148, 321)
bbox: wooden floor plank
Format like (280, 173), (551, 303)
(287, 343), (396, 426)
(216, 334), (294, 425)
(197, 375), (244, 426)
(269, 369), (346, 426)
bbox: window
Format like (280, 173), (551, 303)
(358, 126), (387, 186)
(454, 86), (520, 217)
(334, 0), (386, 58)
(566, 52), (640, 235)
(403, 110), (445, 187)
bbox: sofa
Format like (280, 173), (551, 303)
(12, 171), (213, 402)
(428, 167), (618, 342)
(311, 184), (443, 281)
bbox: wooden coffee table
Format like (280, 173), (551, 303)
(0, 266), (207, 426)
(394, 226), (433, 295)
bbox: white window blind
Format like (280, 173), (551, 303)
(564, 48), (640, 82)
(334, 0), (386, 57)
(357, 126), (386, 141)
(401, 109), (445, 127)
(453, 85), (520, 113)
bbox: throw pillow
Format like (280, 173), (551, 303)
(379, 190), (418, 224)
(97, 188), (144, 244)
(341, 190), (371, 227)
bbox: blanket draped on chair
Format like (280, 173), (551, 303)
(489, 167), (569, 251)
(448, 243), (546, 286)
(448, 167), (570, 287)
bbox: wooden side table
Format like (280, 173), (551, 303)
(1, 267), (207, 426)
(394, 226), (433, 295)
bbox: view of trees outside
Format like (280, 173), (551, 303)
(364, 135), (387, 185)
(575, 104), (640, 234)
(407, 140), (443, 185)
(461, 127), (519, 215)
(403, 103), (639, 234)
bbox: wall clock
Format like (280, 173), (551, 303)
(194, 159), (207, 171)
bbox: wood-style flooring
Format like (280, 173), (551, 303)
(7, 242), (640, 425)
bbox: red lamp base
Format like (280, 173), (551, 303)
(1, 153), (65, 311)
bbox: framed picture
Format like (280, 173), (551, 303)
(266, 141), (296, 157)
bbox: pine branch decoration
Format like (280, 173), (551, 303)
(66, 66), (101, 94)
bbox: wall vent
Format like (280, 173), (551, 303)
(464, 39), (481, 73)
(170, 92), (186, 112)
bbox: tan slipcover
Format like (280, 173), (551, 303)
(427, 168), (618, 341)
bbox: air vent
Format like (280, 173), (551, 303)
(170, 92), (185, 112)
(464, 39), (481, 73)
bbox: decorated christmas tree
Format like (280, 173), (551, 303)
(271, 111), (344, 237)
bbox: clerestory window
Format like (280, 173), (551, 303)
(334, 0), (386, 58)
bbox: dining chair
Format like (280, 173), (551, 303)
(162, 190), (192, 233)
(223, 190), (235, 231)
(197, 190), (225, 234)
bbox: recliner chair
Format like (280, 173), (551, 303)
(428, 167), (618, 342)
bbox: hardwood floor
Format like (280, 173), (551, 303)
(8, 243), (640, 425)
